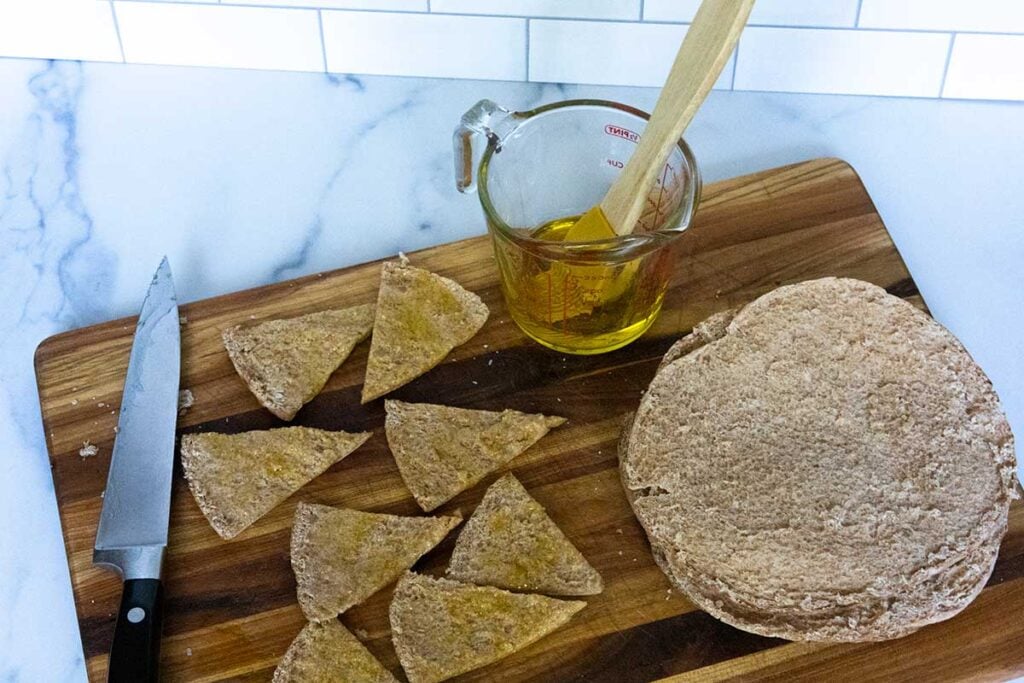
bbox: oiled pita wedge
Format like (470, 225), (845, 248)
(361, 260), (488, 403)
(390, 572), (585, 683)
(273, 620), (397, 683)
(181, 427), (370, 540)
(291, 502), (462, 621)
(385, 400), (566, 511)
(447, 474), (602, 596)
(224, 305), (375, 420)
(621, 277), (1019, 642)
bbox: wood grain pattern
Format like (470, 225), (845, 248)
(35, 158), (1023, 682)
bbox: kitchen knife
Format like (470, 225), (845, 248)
(93, 257), (180, 683)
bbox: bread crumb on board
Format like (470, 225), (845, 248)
(185, 647), (192, 657)
(178, 389), (195, 415)
(79, 442), (98, 458)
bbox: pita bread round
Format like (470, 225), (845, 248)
(621, 278), (1018, 642)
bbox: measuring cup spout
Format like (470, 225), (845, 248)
(453, 99), (521, 193)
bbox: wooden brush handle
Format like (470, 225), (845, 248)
(602, 0), (755, 235)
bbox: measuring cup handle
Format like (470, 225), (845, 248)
(453, 99), (518, 194)
(453, 124), (479, 194)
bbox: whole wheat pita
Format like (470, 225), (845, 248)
(224, 305), (374, 420)
(389, 572), (585, 683)
(273, 620), (397, 683)
(621, 277), (1019, 642)
(361, 260), (487, 403)
(181, 427), (370, 540)
(447, 474), (602, 596)
(384, 400), (565, 511)
(291, 502), (461, 621)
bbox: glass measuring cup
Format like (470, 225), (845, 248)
(455, 99), (701, 355)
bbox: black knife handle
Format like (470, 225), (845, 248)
(108, 578), (163, 683)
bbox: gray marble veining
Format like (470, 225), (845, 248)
(0, 56), (1021, 681)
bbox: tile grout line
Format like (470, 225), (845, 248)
(525, 18), (531, 82)
(938, 33), (957, 98)
(855, 0), (864, 28)
(730, 39), (740, 90)
(108, 1), (127, 63)
(96, 2), (1024, 37)
(1, 39), (1016, 104)
(726, 84), (1021, 103)
(317, 9), (328, 73)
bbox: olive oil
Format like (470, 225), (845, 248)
(530, 215), (590, 241)
(492, 215), (669, 355)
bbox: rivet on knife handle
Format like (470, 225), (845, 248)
(108, 579), (163, 683)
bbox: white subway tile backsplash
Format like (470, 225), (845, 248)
(322, 11), (525, 81)
(114, 3), (323, 72)
(644, 0), (859, 28)
(642, 0), (702, 22)
(0, 1), (122, 63)
(734, 28), (950, 97)
(859, 0), (1024, 34)
(431, 0), (638, 20)
(529, 20), (733, 88)
(225, 0), (427, 10)
(943, 34), (1024, 101)
(0, 0), (1018, 102)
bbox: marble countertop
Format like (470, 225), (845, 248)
(1, 58), (1021, 681)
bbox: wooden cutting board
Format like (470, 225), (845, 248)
(36, 158), (1024, 682)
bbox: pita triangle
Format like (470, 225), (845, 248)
(290, 502), (462, 621)
(224, 304), (375, 420)
(273, 620), (397, 683)
(390, 572), (585, 683)
(181, 427), (370, 540)
(447, 474), (602, 596)
(384, 400), (566, 511)
(361, 260), (488, 403)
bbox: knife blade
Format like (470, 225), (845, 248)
(93, 257), (180, 683)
